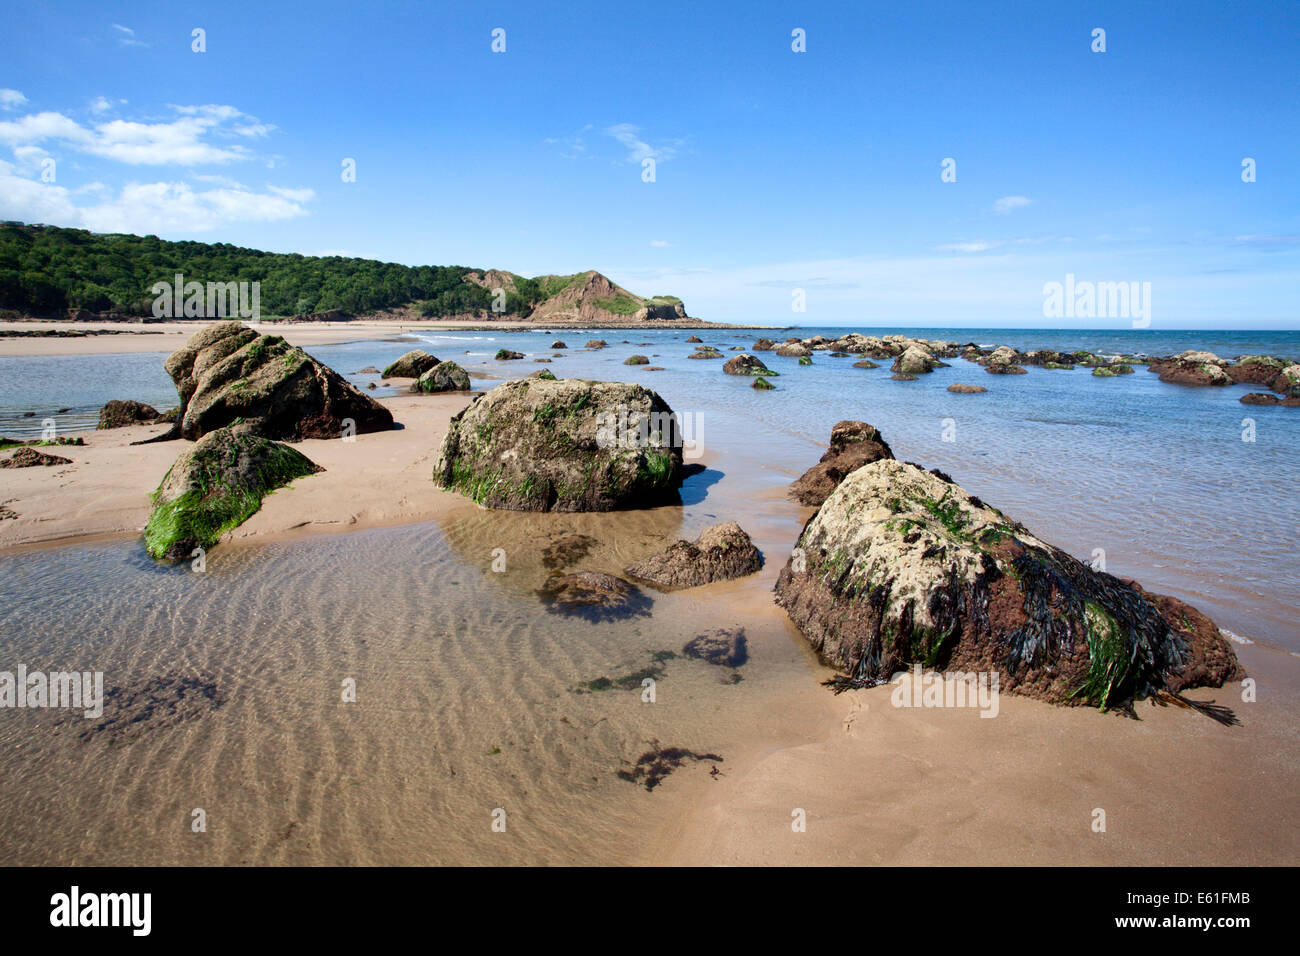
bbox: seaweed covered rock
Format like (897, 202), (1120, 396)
(722, 353), (775, 376)
(414, 360), (471, 393)
(1092, 363), (1134, 377)
(144, 426), (322, 560)
(624, 355), (650, 365)
(494, 349), (524, 361)
(891, 346), (940, 375)
(160, 322), (393, 441)
(1, 447), (71, 468)
(752, 338), (775, 351)
(852, 359), (880, 369)
(433, 378), (684, 511)
(381, 350), (439, 379)
(788, 420), (895, 507)
(98, 399), (160, 429)
(1226, 355), (1287, 387)
(625, 521), (763, 591)
(774, 459), (1242, 710)
(1148, 355), (1230, 387)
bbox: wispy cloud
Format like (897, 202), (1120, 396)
(112, 24), (147, 48)
(605, 123), (680, 164)
(993, 195), (1032, 214)
(649, 239), (671, 248)
(0, 89), (27, 110)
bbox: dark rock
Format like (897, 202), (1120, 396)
(752, 338), (775, 351)
(494, 349), (524, 361)
(683, 628), (749, 667)
(774, 458), (1242, 710)
(788, 420), (895, 507)
(624, 355), (650, 365)
(625, 521), (763, 591)
(550, 341), (568, 349)
(0, 447), (71, 468)
(381, 350), (439, 378)
(536, 571), (651, 621)
(947, 384), (987, 394)
(722, 353), (775, 376)
(585, 340), (608, 350)
(98, 399), (160, 429)
(159, 322), (393, 441)
(413, 361), (471, 393)
(985, 363), (1028, 375)
(852, 359), (880, 369)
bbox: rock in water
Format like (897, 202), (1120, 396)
(381, 350), (439, 378)
(536, 571), (651, 621)
(624, 355), (650, 365)
(683, 628), (749, 667)
(891, 345), (939, 374)
(144, 426), (322, 560)
(774, 459), (1242, 709)
(98, 399), (160, 429)
(433, 378), (684, 511)
(788, 420), (894, 507)
(161, 322), (393, 441)
(413, 361), (471, 393)
(947, 384), (987, 394)
(722, 353), (776, 376)
(626, 521), (763, 590)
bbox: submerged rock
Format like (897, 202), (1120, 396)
(852, 359), (880, 369)
(683, 628), (749, 668)
(985, 363), (1028, 375)
(947, 384), (987, 394)
(381, 350), (439, 379)
(433, 378), (684, 511)
(585, 339), (608, 350)
(624, 355), (650, 365)
(144, 426), (322, 560)
(1092, 363), (1134, 377)
(752, 376), (775, 390)
(494, 349), (524, 361)
(774, 458), (1242, 710)
(789, 421), (895, 507)
(414, 360), (471, 393)
(687, 350), (724, 359)
(159, 322), (393, 441)
(98, 399), (160, 429)
(537, 570), (651, 621)
(722, 353), (775, 376)
(625, 521), (763, 591)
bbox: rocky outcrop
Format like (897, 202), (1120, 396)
(722, 354), (775, 376)
(159, 322), (393, 441)
(433, 378), (684, 511)
(625, 522), (763, 591)
(985, 362), (1028, 375)
(98, 400), (161, 429)
(143, 426), (322, 559)
(1092, 363), (1134, 377)
(852, 359), (880, 369)
(687, 349), (723, 360)
(1226, 356), (1287, 387)
(775, 342), (811, 358)
(1148, 356), (1230, 387)
(381, 350), (439, 379)
(774, 458), (1242, 710)
(788, 421), (895, 507)
(891, 345), (941, 375)
(752, 338), (775, 351)
(414, 361), (471, 393)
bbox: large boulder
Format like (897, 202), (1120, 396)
(625, 522), (763, 591)
(144, 426), (322, 560)
(161, 322), (393, 441)
(788, 421), (894, 507)
(98, 399), (160, 429)
(1226, 355), (1286, 387)
(433, 378), (684, 511)
(413, 361), (471, 393)
(381, 350), (439, 379)
(722, 353), (775, 376)
(774, 459), (1242, 710)
(1154, 360), (1230, 387)
(775, 342), (811, 357)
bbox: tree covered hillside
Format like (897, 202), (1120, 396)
(0, 223), (547, 318)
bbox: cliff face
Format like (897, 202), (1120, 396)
(464, 269), (692, 325)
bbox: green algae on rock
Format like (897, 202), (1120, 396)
(433, 378), (685, 511)
(144, 426), (322, 560)
(774, 458), (1242, 712)
(381, 349), (439, 379)
(413, 360), (471, 392)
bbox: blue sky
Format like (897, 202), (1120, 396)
(1, 0), (1297, 327)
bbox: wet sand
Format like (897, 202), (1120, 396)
(1, 353), (1296, 867)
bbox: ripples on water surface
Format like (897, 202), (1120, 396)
(1, 324), (1297, 863)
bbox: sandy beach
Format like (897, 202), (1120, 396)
(2, 342), (1296, 867)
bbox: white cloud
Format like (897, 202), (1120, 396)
(938, 240), (1000, 253)
(649, 239), (671, 248)
(993, 195), (1032, 214)
(0, 104), (269, 165)
(606, 123), (679, 164)
(0, 161), (314, 233)
(0, 89), (27, 110)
